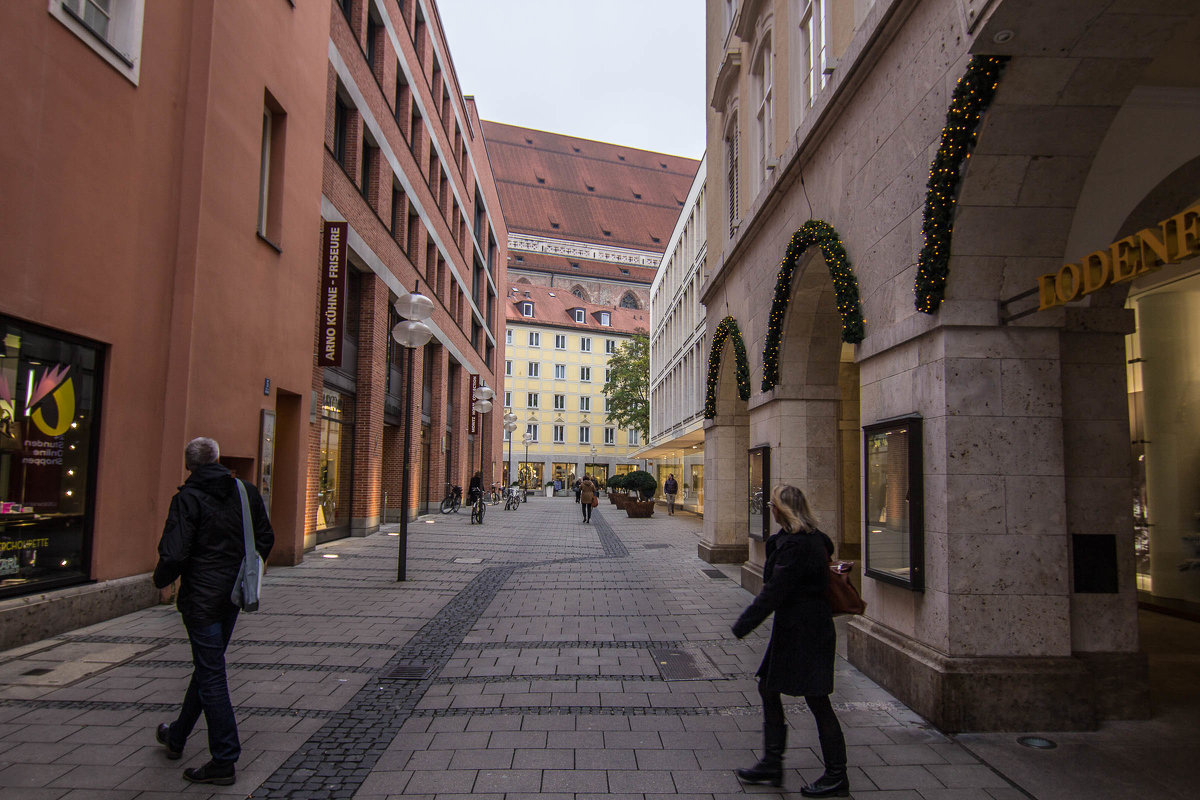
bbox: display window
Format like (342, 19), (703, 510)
(0, 317), (103, 599)
(316, 389), (354, 536)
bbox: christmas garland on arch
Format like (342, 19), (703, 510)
(703, 316), (751, 419)
(761, 220), (865, 393)
(914, 54), (1010, 314)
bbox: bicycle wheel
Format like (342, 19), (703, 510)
(489, 489), (501, 505)
(472, 502), (484, 524)
(440, 496), (455, 514)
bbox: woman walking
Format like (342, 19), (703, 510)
(579, 474), (596, 523)
(731, 484), (848, 797)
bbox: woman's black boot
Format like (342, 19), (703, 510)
(735, 753), (783, 787)
(800, 767), (849, 797)
(735, 727), (785, 787)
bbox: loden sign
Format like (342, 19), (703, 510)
(1037, 204), (1199, 310)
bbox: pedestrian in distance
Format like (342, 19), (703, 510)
(152, 437), (274, 786)
(579, 474), (596, 523)
(663, 473), (678, 515)
(731, 484), (848, 797)
(573, 476), (582, 503)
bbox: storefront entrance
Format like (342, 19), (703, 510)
(315, 389), (354, 543)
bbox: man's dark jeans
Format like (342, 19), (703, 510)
(165, 611), (241, 764)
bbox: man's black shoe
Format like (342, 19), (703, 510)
(183, 760), (236, 785)
(155, 723), (182, 760)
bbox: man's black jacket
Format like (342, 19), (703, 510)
(154, 463), (274, 623)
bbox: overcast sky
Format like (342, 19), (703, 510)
(436, 0), (707, 160)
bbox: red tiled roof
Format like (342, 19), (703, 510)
(508, 252), (658, 283)
(481, 121), (700, 252)
(504, 285), (649, 335)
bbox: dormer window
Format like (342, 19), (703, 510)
(599, 312), (611, 326)
(521, 302), (534, 317)
(572, 308), (585, 323)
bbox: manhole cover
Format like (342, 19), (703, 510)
(701, 568), (727, 579)
(648, 646), (723, 680)
(381, 665), (435, 681)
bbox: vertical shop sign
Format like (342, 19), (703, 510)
(320, 222), (348, 366)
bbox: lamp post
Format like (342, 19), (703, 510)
(392, 287), (435, 582)
(503, 411), (517, 487)
(522, 431), (533, 502)
(590, 445), (598, 482)
(470, 384), (494, 488)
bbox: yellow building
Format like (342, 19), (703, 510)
(503, 286), (649, 491)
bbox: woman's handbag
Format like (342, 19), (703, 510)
(590, 495), (599, 508)
(827, 560), (866, 615)
(230, 480), (264, 612)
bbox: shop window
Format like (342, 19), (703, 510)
(863, 416), (924, 590)
(1, 317), (105, 599)
(748, 446), (770, 541)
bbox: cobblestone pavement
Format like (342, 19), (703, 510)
(0, 497), (1047, 799)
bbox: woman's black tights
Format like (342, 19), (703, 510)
(760, 684), (846, 769)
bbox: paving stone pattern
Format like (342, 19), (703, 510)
(0, 498), (1035, 800)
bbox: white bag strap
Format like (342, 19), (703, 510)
(235, 479), (254, 560)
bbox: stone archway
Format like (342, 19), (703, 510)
(848, 1), (1200, 731)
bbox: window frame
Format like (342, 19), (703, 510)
(52, 0), (146, 85)
(554, 334), (567, 349)
(580, 366), (592, 382)
(863, 415), (925, 590)
(580, 337), (592, 353)
(527, 361), (540, 378)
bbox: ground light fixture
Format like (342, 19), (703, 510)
(392, 286), (434, 582)
(522, 431), (533, 501)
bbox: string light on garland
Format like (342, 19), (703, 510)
(704, 316), (751, 419)
(914, 55), (1009, 314)
(761, 220), (865, 393)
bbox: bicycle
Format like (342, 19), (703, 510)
(470, 487), (486, 524)
(439, 484), (462, 514)
(487, 484), (503, 505)
(504, 485), (521, 511)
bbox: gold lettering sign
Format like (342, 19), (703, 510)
(1037, 204), (1200, 310)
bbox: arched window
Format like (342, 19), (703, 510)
(570, 285), (589, 302)
(619, 292), (640, 310)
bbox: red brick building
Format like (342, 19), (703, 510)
(316, 0), (506, 543)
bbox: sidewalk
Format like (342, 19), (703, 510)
(0, 496), (1194, 799)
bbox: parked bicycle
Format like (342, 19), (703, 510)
(504, 485), (521, 511)
(487, 484), (503, 505)
(439, 484), (462, 514)
(470, 486), (486, 524)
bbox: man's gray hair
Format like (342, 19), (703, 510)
(184, 437), (220, 470)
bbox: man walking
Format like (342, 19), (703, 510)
(153, 437), (273, 786)
(664, 473), (679, 515)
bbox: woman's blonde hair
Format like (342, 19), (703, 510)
(770, 484), (819, 533)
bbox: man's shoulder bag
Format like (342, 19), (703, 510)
(826, 559), (866, 616)
(231, 480), (264, 612)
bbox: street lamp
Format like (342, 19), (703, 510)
(503, 411), (518, 488)
(470, 384), (494, 486)
(392, 286), (435, 582)
(590, 445), (598, 482)
(522, 431), (533, 502)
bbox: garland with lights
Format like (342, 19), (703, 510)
(914, 55), (1010, 314)
(760, 220), (865, 393)
(704, 316), (751, 418)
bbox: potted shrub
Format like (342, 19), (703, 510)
(607, 474), (629, 508)
(544, 480), (555, 498)
(623, 470), (658, 518)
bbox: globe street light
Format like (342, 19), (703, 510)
(503, 411), (518, 487)
(392, 287), (434, 582)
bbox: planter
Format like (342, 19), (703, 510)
(612, 494), (630, 510)
(625, 499), (655, 518)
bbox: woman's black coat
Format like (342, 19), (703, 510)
(732, 527), (835, 696)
